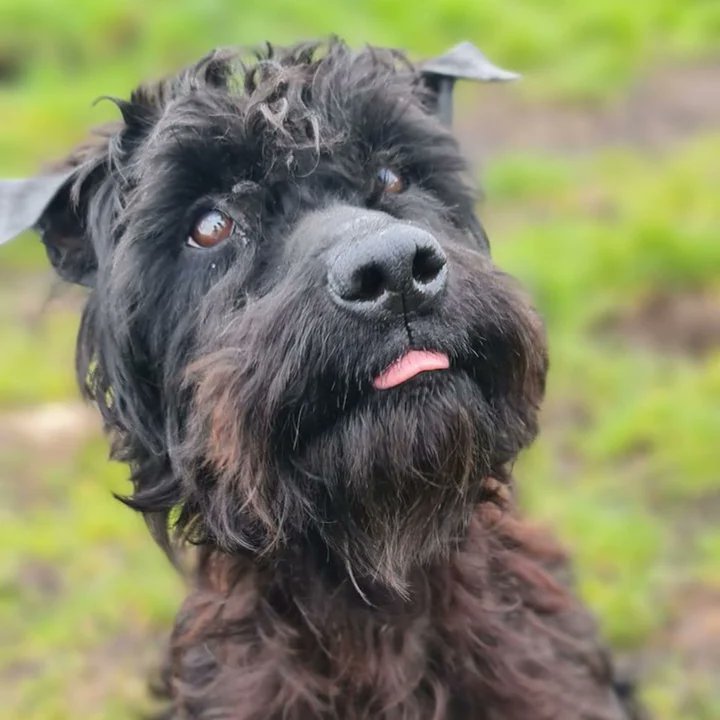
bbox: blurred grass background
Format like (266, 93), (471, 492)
(0, 1), (719, 718)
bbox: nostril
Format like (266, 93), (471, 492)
(328, 224), (447, 313)
(349, 263), (385, 301)
(412, 246), (446, 285)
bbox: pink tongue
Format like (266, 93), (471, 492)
(373, 350), (450, 390)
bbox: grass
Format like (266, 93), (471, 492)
(1, 1), (719, 718)
(486, 136), (720, 715)
(1, 0), (720, 173)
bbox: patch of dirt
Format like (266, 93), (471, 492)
(456, 61), (720, 161)
(0, 271), (86, 320)
(0, 402), (101, 509)
(596, 289), (720, 358)
(620, 584), (720, 711)
(14, 559), (64, 599)
(0, 401), (98, 447)
(0, 52), (24, 85)
(664, 585), (720, 671)
(68, 630), (168, 712)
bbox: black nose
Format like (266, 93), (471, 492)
(328, 225), (447, 318)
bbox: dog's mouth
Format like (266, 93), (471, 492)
(267, 328), (533, 467)
(372, 349), (450, 390)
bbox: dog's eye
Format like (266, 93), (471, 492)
(188, 210), (234, 249)
(376, 167), (406, 194)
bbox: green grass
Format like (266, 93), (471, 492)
(1, 0), (720, 173)
(488, 135), (720, 328)
(486, 135), (720, 716)
(0, 429), (182, 719)
(1, 1), (719, 718)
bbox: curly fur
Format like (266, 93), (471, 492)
(29, 39), (643, 719)
(157, 500), (631, 720)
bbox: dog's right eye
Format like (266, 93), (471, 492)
(376, 167), (406, 195)
(188, 210), (234, 249)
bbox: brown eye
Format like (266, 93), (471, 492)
(377, 167), (406, 194)
(188, 210), (234, 249)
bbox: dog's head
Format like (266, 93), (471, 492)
(2, 40), (546, 594)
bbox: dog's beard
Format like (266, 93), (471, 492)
(180, 350), (524, 598)
(293, 371), (495, 598)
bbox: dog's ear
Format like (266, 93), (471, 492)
(421, 42), (519, 125)
(0, 168), (98, 287)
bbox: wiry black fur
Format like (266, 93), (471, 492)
(28, 39), (643, 719)
(69, 41), (543, 589)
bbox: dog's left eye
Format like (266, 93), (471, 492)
(376, 167), (406, 194)
(187, 210), (234, 249)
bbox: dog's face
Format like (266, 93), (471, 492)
(8, 42), (547, 593)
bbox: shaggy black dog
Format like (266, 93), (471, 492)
(2, 40), (643, 719)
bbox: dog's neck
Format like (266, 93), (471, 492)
(161, 502), (622, 719)
(194, 476), (514, 611)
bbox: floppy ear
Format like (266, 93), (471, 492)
(0, 169), (97, 287)
(421, 41), (520, 125)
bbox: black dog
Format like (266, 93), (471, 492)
(1, 40), (643, 719)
